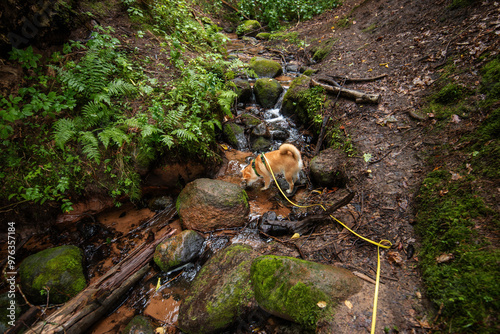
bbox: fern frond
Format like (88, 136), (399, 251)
(172, 128), (198, 142)
(160, 134), (175, 148)
(107, 79), (137, 97)
(79, 131), (101, 162)
(53, 118), (76, 149)
(98, 127), (130, 148)
(218, 90), (237, 116)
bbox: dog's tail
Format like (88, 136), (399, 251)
(279, 143), (303, 168)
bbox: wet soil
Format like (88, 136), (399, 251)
(1, 0), (499, 333)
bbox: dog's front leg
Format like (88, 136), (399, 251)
(261, 174), (271, 190)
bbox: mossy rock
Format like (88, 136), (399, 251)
(176, 178), (250, 231)
(154, 230), (204, 272)
(249, 57), (283, 78)
(281, 75), (312, 123)
(309, 148), (349, 188)
(254, 78), (283, 109)
(251, 136), (272, 152)
(232, 78), (252, 103)
(256, 32), (271, 40)
(236, 20), (261, 37)
(122, 315), (154, 334)
(178, 244), (259, 334)
(250, 255), (362, 329)
(19, 245), (86, 305)
(240, 113), (262, 128)
(223, 122), (247, 150)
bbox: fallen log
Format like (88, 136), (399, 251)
(311, 78), (380, 104)
(26, 208), (177, 334)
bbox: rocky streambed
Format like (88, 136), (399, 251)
(1, 30), (425, 334)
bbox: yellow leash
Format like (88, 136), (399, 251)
(260, 154), (391, 334)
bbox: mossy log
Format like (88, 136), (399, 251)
(28, 209), (177, 334)
(311, 78), (380, 104)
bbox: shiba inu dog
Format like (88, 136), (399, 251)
(241, 143), (303, 193)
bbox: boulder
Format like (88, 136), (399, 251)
(178, 244), (259, 334)
(154, 230), (204, 272)
(223, 122), (248, 150)
(176, 178), (250, 231)
(251, 136), (272, 152)
(249, 57), (283, 78)
(281, 75), (312, 124)
(232, 78), (252, 103)
(254, 78), (283, 109)
(19, 245), (86, 304)
(236, 20), (261, 37)
(250, 255), (362, 330)
(240, 113), (261, 128)
(256, 32), (271, 40)
(122, 315), (155, 334)
(309, 148), (349, 188)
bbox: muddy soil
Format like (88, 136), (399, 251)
(1, 0), (498, 333)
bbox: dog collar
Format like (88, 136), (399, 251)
(251, 159), (261, 177)
(251, 153), (267, 177)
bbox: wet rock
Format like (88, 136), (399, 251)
(122, 315), (155, 334)
(251, 122), (270, 138)
(250, 255), (362, 330)
(237, 20), (261, 37)
(178, 244), (259, 334)
(281, 75), (313, 124)
(232, 78), (252, 103)
(240, 113), (261, 128)
(254, 78), (283, 109)
(249, 57), (283, 78)
(148, 195), (174, 212)
(154, 230), (205, 272)
(223, 122), (248, 150)
(251, 136), (272, 152)
(309, 148), (349, 188)
(176, 178), (249, 231)
(286, 63), (299, 73)
(19, 245), (86, 304)
(0, 293), (21, 333)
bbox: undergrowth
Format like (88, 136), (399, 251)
(0, 1), (248, 212)
(415, 56), (500, 332)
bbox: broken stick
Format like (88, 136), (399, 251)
(311, 78), (380, 104)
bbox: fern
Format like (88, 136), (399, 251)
(107, 79), (136, 97)
(218, 90), (237, 116)
(172, 128), (198, 142)
(97, 127), (130, 148)
(79, 131), (101, 162)
(53, 118), (77, 149)
(160, 134), (174, 148)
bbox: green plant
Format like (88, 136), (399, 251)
(238, 0), (341, 30)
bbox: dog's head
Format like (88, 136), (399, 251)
(240, 163), (257, 189)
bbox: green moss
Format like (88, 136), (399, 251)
(480, 57), (500, 99)
(249, 57), (283, 78)
(415, 170), (499, 332)
(19, 245), (86, 304)
(251, 256), (331, 330)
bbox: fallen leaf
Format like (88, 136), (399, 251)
(155, 328), (165, 334)
(291, 233), (300, 239)
(345, 300), (353, 309)
(436, 253), (454, 263)
(387, 251), (404, 265)
(317, 301), (327, 308)
(450, 171), (463, 180)
(155, 277), (161, 292)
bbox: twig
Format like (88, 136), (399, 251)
(221, 0), (250, 20)
(326, 73), (387, 83)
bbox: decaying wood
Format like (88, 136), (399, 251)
(260, 191), (355, 235)
(27, 208), (177, 334)
(326, 73), (387, 83)
(311, 78), (380, 104)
